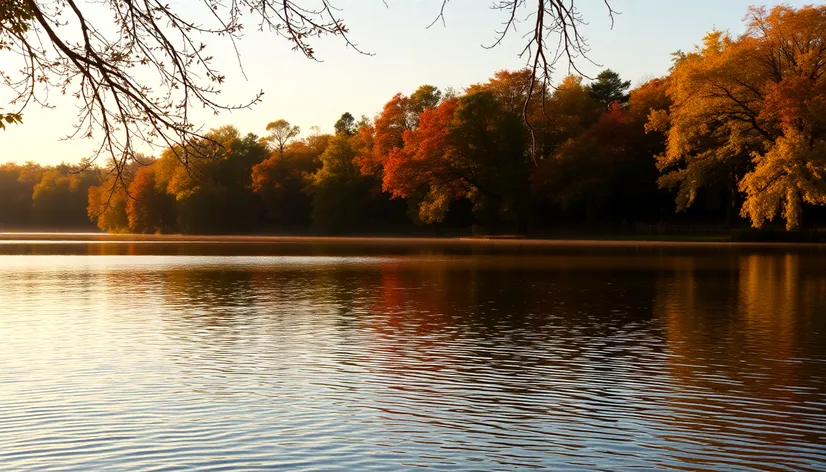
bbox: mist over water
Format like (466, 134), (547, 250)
(1, 240), (825, 470)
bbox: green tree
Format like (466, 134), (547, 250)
(32, 166), (98, 229)
(0, 163), (40, 228)
(165, 126), (268, 234)
(382, 85), (532, 231)
(588, 69), (632, 108)
(334, 113), (357, 137)
(306, 133), (369, 233)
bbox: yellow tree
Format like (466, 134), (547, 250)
(88, 175), (129, 233)
(737, 6), (826, 229)
(652, 5), (826, 229)
(263, 120), (301, 158)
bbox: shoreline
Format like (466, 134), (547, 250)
(0, 232), (824, 249)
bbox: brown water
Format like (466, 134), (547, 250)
(1, 239), (825, 470)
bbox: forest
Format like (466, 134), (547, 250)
(1, 5), (824, 235)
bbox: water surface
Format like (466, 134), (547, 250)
(1, 239), (825, 470)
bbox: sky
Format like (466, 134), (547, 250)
(0, 0), (812, 165)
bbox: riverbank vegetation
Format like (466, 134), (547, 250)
(1, 5), (824, 236)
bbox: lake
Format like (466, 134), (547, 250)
(1, 237), (825, 470)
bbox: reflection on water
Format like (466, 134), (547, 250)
(1, 242), (825, 470)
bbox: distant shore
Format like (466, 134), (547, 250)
(1, 231), (824, 248)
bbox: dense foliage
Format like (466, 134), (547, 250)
(2, 5), (824, 234)
(0, 163), (98, 230)
(1, 0), (611, 176)
(650, 5), (826, 229)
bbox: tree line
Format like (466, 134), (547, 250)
(2, 0), (609, 175)
(2, 5), (824, 235)
(0, 163), (98, 230)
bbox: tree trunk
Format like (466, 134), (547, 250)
(726, 166), (738, 227)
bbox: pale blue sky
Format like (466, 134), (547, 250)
(0, 0), (810, 165)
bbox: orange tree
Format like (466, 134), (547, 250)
(2, 1), (614, 180)
(651, 5), (826, 229)
(381, 81), (532, 231)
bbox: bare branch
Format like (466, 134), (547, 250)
(1, 0), (615, 181)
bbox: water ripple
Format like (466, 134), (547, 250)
(1, 253), (825, 470)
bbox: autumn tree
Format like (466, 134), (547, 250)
(375, 70), (583, 231)
(532, 107), (622, 224)
(127, 164), (177, 234)
(2, 0), (613, 181)
(530, 74), (602, 216)
(356, 85), (443, 177)
(648, 30), (758, 224)
(381, 98), (458, 224)
(651, 5), (826, 229)
(408, 86), (443, 126)
(737, 6), (826, 229)
(382, 79), (533, 230)
(542, 75), (603, 144)
(87, 160), (144, 233)
(252, 130), (330, 229)
(533, 77), (671, 226)
(88, 176), (129, 233)
(263, 120), (301, 158)
(164, 126), (268, 234)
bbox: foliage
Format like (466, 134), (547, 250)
(381, 81), (532, 228)
(1, 0), (613, 185)
(31, 166), (98, 228)
(589, 69), (632, 108)
(88, 176), (129, 234)
(167, 127), (269, 233)
(652, 5), (826, 228)
(127, 165), (176, 234)
(356, 85), (443, 177)
(306, 133), (369, 233)
(0, 112), (22, 130)
(0, 162), (41, 228)
(252, 132), (329, 228)
(6, 5), (826, 235)
(334, 113), (358, 137)
(264, 120), (301, 158)
(86, 126), (269, 234)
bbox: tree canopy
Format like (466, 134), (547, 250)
(589, 69), (632, 108)
(650, 5), (826, 229)
(3, 4), (826, 235)
(1, 0), (615, 177)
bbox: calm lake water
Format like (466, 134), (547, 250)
(1, 238), (825, 470)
